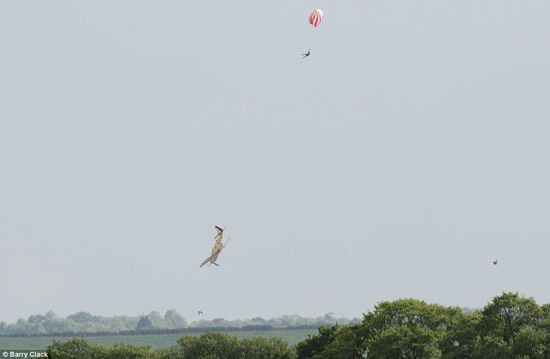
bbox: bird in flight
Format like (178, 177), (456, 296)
(302, 49), (311, 58)
(200, 226), (230, 268)
(493, 259), (498, 265)
(198, 311), (203, 315)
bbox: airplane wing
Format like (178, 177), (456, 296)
(200, 255), (212, 268)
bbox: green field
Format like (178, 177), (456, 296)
(0, 328), (316, 351)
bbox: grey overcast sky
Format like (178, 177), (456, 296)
(1, 0), (549, 323)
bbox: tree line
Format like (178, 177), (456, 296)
(45, 292), (550, 358)
(0, 310), (357, 336)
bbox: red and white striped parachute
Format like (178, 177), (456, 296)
(309, 9), (324, 27)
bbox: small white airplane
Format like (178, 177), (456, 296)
(200, 226), (230, 268)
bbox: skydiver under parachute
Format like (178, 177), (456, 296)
(199, 226), (230, 268)
(302, 9), (323, 58)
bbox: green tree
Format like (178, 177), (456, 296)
(478, 292), (543, 357)
(136, 316), (154, 331)
(67, 312), (95, 324)
(366, 326), (442, 359)
(239, 337), (296, 359)
(475, 335), (511, 359)
(295, 325), (339, 358)
(28, 314), (47, 324)
(512, 327), (547, 359)
(480, 292), (542, 345)
(105, 343), (156, 359)
(165, 310), (187, 329)
(360, 299), (462, 359)
(212, 318), (231, 327)
(309, 325), (363, 359)
(440, 311), (482, 358)
(47, 339), (159, 359)
(146, 311), (168, 329)
(175, 332), (241, 359)
(47, 339), (107, 359)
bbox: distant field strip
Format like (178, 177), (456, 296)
(0, 328), (316, 350)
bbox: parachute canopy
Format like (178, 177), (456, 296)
(309, 9), (324, 27)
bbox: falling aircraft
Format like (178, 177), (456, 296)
(200, 226), (230, 268)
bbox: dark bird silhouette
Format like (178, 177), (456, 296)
(493, 259), (498, 265)
(198, 311), (203, 315)
(302, 49), (311, 58)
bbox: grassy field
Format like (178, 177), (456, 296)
(0, 328), (316, 350)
